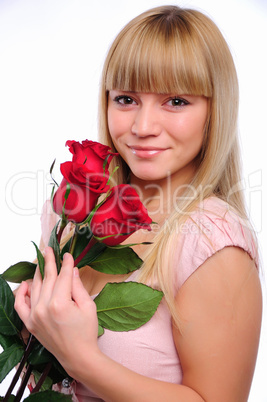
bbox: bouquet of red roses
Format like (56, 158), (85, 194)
(0, 140), (163, 401)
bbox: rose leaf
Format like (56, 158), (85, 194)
(32, 242), (45, 279)
(48, 221), (61, 273)
(1, 261), (37, 283)
(75, 241), (107, 268)
(0, 276), (23, 336)
(0, 343), (24, 383)
(0, 333), (23, 351)
(95, 282), (163, 331)
(89, 247), (143, 274)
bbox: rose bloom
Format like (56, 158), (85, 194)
(90, 184), (152, 246)
(53, 140), (117, 223)
(66, 140), (116, 175)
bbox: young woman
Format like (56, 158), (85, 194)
(15, 6), (262, 401)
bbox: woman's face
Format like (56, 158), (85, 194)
(107, 90), (208, 185)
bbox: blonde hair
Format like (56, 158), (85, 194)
(98, 6), (247, 325)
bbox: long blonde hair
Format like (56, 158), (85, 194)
(98, 6), (247, 324)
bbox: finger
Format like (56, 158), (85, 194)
(51, 253), (74, 300)
(30, 264), (43, 307)
(72, 268), (98, 337)
(26, 279), (33, 295)
(14, 281), (31, 323)
(37, 247), (58, 304)
(72, 267), (94, 308)
(43, 247), (58, 280)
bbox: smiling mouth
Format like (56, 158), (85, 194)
(128, 146), (167, 159)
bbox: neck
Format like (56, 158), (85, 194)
(130, 165), (197, 222)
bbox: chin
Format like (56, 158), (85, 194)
(133, 170), (168, 182)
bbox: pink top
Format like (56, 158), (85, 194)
(41, 197), (258, 402)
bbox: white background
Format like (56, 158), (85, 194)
(0, 0), (266, 400)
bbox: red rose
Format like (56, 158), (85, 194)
(65, 140), (115, 176)
(90, 184), (152, 246)
(53, 140), (117, 223)
(53, 178), (102, 223)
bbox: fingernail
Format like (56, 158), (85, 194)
(73, 267), (79, 277)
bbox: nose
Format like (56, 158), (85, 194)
(131, 103), (161, 137)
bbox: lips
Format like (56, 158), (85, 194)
(128, 145), (167, 159)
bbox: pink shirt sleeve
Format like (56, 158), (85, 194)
(174, 197), (258, 289)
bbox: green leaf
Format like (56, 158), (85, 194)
(109, 241), (152, 249)
(48, 221), (61, 273)
(0, 276), (23, 335)
(76, 242), (107, 269)
(0, 333), (23, 351)
(29, 342), (53, 366)
(98, 324), (104, 337)
(0, 394), (15, 401)
(50, 184), (56, 214)
(1, 261), (37, 283)
(95, 282), (164, 332)
(107, 165), (119, 185)
(102, 154), (110, 175)
(32, 370), (53, 391)
(0, 343), (24, 382)
(32, 242), (45, 279)
(29, 341), (69, 384)
(24, 390), (72, 401)
(90, 247), (143, 274)
(48, 360), (70, 384)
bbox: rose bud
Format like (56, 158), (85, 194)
(90, 184), (152, 246)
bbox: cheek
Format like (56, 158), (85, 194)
(107, 110), (132, 161)
(171, 117), (205, 160)
(182, 101), (208, 142)
(183, 111), (207, 144)
(107, 107), (116, 139)
(108, 109), (125, 146)
(186, 124), (205, 153)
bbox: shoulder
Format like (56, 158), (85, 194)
(174, 196), (258, 289)
(173, 245), (262, 401)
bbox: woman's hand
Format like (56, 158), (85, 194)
(14, 247), (99, 373)
(14, 279), (33, 344)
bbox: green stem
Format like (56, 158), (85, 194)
(68, 225), (80, 256)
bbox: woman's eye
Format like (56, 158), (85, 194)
(167, 98), (189, 107)
(114, 96), (136, 105)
